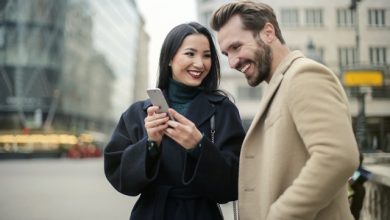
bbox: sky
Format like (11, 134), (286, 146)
(135, 0), (198, 87)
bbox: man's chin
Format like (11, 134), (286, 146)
(247, 77), (262, 87)
(247, 79), (260, 87)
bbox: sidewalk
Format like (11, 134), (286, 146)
(0, 158), (236, 220)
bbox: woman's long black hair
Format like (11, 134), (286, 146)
(156, 22), (222, 94)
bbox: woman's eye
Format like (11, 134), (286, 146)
(185, 52), (195, 56)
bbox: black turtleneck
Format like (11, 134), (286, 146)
(168, 79), (200, 115)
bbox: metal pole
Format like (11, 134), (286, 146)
(355, 2), (360, 64)
(350, 0), (366, 150)
(355, 90), (367, 149)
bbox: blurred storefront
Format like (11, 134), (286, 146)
(0, 0), (149, 155)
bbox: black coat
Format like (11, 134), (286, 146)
(104, 91), (245, 220)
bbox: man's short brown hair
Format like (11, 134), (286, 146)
(210, 0), (285, 44)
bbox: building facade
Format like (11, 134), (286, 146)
(0, 0), (148, 140)
(197, 0), (390, 152)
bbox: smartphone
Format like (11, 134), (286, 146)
(146, 88), (174, 120)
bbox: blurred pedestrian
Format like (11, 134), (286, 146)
(210, 1), (360, 219)
(104, 22), (245, 220)
(349, 153), (371, 220)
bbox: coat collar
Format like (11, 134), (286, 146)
(186, 92), (218, 127)
(244, 51), (304, 140)
(143, 90), (225, 127)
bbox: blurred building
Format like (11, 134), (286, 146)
(197, 0), (390, 153)
(133, 25), (149, 101)
(0, 0), (149, 138)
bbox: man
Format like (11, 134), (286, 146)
(210, 1), (360, 220)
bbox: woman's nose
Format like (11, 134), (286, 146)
(193, 56), (204, 67)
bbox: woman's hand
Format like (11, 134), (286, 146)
(144, 106), (170, 146)
(164, 108), (203, 150)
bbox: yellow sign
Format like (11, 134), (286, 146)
(343, 70), (383, 87)
(0, 134), (79, 145)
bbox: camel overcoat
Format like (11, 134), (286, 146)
(238, 51), (360, 220)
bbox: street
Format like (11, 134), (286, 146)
(0, 158), (133, 220)
(0, 158), (235, 220)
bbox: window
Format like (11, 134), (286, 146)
(368, 9), (386, 27)
(305, 9), (323, 27)
(369, 47), (387, 64)
(337, 8), (355, 27)
(0, 25), (4, 49)
(237, 86), (262, 100)
(281, 8), (299, 27)
(338, 47), (357, 67)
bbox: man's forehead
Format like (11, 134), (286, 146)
(217, 15), (244, 49)
(219, 15), (243, 33)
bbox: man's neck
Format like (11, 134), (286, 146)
(266, 44), (290, 83)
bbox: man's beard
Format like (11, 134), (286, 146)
(247, 38), (272, 87)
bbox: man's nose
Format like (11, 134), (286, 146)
(228, 56), (239, 69)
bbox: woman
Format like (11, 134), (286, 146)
(104, 22), (245, 220)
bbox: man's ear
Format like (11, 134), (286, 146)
(261, 22), (275, 44)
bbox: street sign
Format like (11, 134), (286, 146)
(343, 70), (384, 87)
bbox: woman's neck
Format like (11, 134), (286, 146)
(168, 79), (200, 104)
(167, 79), (200, 115)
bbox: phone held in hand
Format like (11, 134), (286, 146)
(146, 88), (174, 120)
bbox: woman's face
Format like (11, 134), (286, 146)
(170, 34), (212, 87)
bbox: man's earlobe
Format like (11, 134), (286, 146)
(264, 23), (275, 43)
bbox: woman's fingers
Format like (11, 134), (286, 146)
(145, 116), (169, 128)
(147, 107), (202, 148)
(165, 119), (202, 149)
(145, 106), (170, 142)
(147, 106), (160, 116)
(149, 123), (169, 135)
(168, 108), (189, 124)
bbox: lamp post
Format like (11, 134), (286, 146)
(349, 0), (368, 149)
(350, 0), (361, 64)
(306, 39), (322, 63)
(355, 88), (368, 149)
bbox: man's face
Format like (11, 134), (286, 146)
(217, 15), (272, 87)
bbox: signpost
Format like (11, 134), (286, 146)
(343, 69), (384, 149)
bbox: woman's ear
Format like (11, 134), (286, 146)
(169, 60), (172, 66)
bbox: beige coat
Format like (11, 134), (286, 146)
(238, 51), (359, 220)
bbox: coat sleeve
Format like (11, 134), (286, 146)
(266, 64), (360, 219)
(182, 99), (245, 203)
(104, 103), (161, 196)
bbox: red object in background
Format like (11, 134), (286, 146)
(22, 127), (30, 134)
(66, 143), (102, 159)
